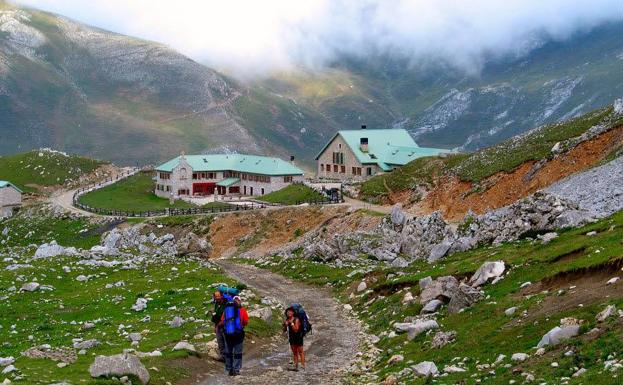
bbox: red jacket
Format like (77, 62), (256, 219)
(220, 307), (249, 328)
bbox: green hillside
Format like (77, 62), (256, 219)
(251, 209), (623, 384)
(360, 103), (623, 201)
(0, 150), (105, 192)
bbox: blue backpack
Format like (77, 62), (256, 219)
(288, 303), (312, 337)
(218, 285), (240, 297)
(223, 301), (243, 336)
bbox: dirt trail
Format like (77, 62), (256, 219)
(198, 261), (363, 385)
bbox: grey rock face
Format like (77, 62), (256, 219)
(447, 283), (483, 314)
(546, 156), (623, 218)
(419, 276), (459, 304)
(89, 353), (150, 384)
(390, 204), (407, 227)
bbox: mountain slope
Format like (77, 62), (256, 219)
(252, 22), (623, 152)
(0, 2), (337, 166)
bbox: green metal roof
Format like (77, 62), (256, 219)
(155, 154), (304, 176)
(315, 129), (450, 169)
(216, 177), (240, 187)
(0, 181), (22, 193)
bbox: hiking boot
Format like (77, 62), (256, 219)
(233, 371), (241, 376)
(228, 370), (235, 376)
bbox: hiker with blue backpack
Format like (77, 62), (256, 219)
(219, 294), (249, 376)
(283, 304), (312, 371)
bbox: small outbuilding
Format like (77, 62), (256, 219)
(0, 180), (22, 218)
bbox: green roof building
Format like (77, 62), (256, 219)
(154, 154), (304, 199)
(315, 127), (450, 179)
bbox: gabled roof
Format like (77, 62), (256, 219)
(155, 154), (304, 176)
(216, 177), (240, 187)
(315, 128), (450, 168)
(0, 181), (22, 193)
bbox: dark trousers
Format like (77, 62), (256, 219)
(216, 326), (226, 360)
(224, 333), (244, 373)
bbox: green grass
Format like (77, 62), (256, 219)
(359, 153), (469, 202)
(0, 150), (105, 193)
(0, 214), (282, 385)
(78, 171), (232, 212)
(256, 183), (325, 205)
(452, 106), (623, 182)
(246, 210), (623, 384)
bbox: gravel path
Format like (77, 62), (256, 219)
(545, 155), (623, 217)
(199, 261), (364, 385)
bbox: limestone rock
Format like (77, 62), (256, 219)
(469, 261), (505, 287)
(412, 361), (438, 377)
(537, 325), (580, 348)
(89, 353), (150, 384)
(596, 305), (617, 322)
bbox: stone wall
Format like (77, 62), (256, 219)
(316, 134), (382, 180)
(0, 186), (21, 207)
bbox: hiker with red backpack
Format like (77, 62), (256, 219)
(283, 304), (312, 371)
(218, 293), (249, 376)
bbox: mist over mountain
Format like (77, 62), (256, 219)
(2, 1), (623, 166)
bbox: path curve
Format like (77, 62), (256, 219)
(200, 261), (363, 385)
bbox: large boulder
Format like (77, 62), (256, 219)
(89, 353), (150, 384)
(447, 283), (483, 314)
(537, 325), (580, 348)
(249, 307), (273, 323)
(419, 276), (459, 304)
(469, 261), (505, 287)
(34, 241), (72, 259)
(427, 240), (452, 263)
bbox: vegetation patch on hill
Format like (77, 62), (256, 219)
(360, 104), (623, 205)
(257, 183), (326, 205)
(246, 210), (623, 384)
(0, 149), (106, 193)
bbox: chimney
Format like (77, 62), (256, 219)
(360, 137), (369, 153)
(290, 155), (295, 164)
(361, 124), (367, 129)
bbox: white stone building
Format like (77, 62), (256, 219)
(0, 181), (22, 218)
(154, 154), (305, 199)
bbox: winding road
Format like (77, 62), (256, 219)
(199, 261), (364, 385)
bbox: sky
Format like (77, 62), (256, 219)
(15, 0), (623, 77)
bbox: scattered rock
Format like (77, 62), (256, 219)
(172, 341), (196, 352)
(421, 299), (444, 314)
(412, 361), (438, 377)
(596, 305), (617, 322)
(537, 325), (580, 348)
(132, 298), (148, 312)
(431, 331), (457, 349)
(73, 339), (100, 350)
(469, 261), (505, 287)
(505, 307), (517, 316)
(356, 281), (367, 293)
(387, 355), (403, 365)
(511, 353), (529, 362)
(89, 353), (150, 384)
(20, 282), (40, 292)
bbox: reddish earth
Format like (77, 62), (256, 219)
(416, 125), (623, 220)
(208, 206), (346, 258)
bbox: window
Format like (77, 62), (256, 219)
(159, 172), (171, 180)
(338, 143), (342, 149)
(352, 167), (356, 175)
(179, 168), (188, 180)
(367, 167), (372, 176)
(284, 176), (293, 183)
(192, 173), (198, 180)
(341, 165), (345, 174)
(332, 152), (345, 164)
(320, 164), (324, 171)
(357, 167), (362, 176)
(333, 165), (338, 173)
(166, 186), (171, 192)
(242, 173), (247, 180)
(178, 189), (189, 195)
(261, 188), (265, 195)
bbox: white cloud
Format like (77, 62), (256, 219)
(14, 0), (623, 76)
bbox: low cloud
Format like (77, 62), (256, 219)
(15, 0), (623, 77)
